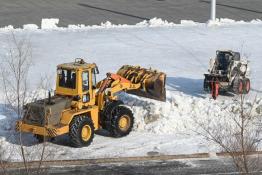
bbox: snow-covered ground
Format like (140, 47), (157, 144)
(0, 18), (262, 161)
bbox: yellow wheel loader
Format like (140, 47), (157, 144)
(16, 59), (166, 147)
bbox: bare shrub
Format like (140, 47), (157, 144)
(193, 94), (262, 174)
(0, 32), (53, 175)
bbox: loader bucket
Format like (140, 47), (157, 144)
(117, 65), (166, 102)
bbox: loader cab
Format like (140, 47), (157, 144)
(56, 59), (99, 107)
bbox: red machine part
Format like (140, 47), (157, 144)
(211, 79), (219, 100)
(245, 79), (250, 93)
(238, 80), (243, 94)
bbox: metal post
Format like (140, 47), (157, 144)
(210, 0), (216, 21)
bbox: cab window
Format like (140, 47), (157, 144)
(82, 71), (89, 92)
(58, 69), (76, 89)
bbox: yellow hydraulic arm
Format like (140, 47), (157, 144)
(97, 73), (140, 96)
(96, 73), (141, 110)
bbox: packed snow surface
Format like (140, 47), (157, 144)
(0, 18), (262, 161)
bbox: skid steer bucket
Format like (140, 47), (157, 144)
(117, 65), (166, 102)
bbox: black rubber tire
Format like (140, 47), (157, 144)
(243, 78), (251, 94)
(233, 78), (244, 94)
(34, 134), (44, 143)
(109, 105), (134, 138)
(101, 100), (124, 130)
(69, 116), (95, 148)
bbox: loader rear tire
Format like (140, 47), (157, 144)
(69, 116), (94, 148)
(109, 106), (134, 138)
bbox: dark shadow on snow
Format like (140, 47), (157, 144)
(167, 77), (206, 98)
(166, 77), (236, 98)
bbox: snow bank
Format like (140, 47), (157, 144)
(41, 18), (59, 29)
(207, 18), (262, 26)
(23, 24), (39, 30)
(0, 17), (262, 32)
(65, 18), (262, 30)
(121, 92), (262, 135)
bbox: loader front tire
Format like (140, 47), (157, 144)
(101, 100), (124, 129)
(69, 116), (94, 148)
(109, 106), (134, 138)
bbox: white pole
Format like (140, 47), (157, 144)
(210, 0), (216, 21)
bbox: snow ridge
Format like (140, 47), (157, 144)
(0, 18), (262, 32)
(120, 92), (262, 135)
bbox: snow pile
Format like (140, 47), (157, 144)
(208, 18), (262, 26)
(41, 18), (59, 29)
(65, 17), (199, 30)
(180, 20), (199, 26)
(137, 18), (175, 27)
(0, 25), (14, 31)
(66, 18), (262, 30)
(0, 17), (262, 32)
(121, 93), (262, 135)
(23, 24), (39, 30)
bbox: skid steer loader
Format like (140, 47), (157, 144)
(16, 59), (166, 147)
(204, 50), (250, 99)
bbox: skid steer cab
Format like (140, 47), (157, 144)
(204, 50), (250, 99)
(16, 58), (166, 147)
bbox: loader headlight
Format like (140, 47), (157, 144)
(240, 65), (247, 73)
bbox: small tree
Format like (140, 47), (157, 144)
(0, 32), (33, 174)
(193, 94), (262, 174)
(0, 32), (51, 175)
